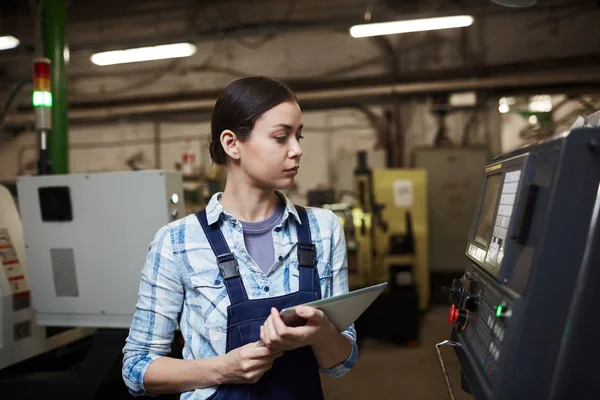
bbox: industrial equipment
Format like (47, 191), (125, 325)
(16, 170), (184, 328)
(181, 156), (226, 215)
(351, 151), (430, 310)
(347, 151), (428, 345)
(414, 147), (487, 275)
(0, 184), (92, 371)
(437, 121), (600, 399)
(32, 58), (53, 175)
(0, 19), (187, 397)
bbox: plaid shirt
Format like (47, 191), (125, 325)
(122, 191), (359, 399)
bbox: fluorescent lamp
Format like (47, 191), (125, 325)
(350, 15), (474, 38)
(0, 35), (20, 51)
(498, 104), (510, 114)
(91, 42), (197, 66)
(528, 95), (552, 113)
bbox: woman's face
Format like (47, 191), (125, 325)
(237, 100), (303, 189)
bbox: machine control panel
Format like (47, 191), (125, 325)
(445, 266), (513, 386)
(441, 127), (600, 400)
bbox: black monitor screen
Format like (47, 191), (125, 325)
(474, 173), (502, 248)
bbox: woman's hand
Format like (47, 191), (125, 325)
(218, 342), (283, 385)
(260, 306), (338, 352)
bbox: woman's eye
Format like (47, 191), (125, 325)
(296, 134), (304, 141)
(275, 136), (286, 143)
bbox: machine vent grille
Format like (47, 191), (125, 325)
(50, 248), (79, 297)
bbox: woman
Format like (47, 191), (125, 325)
(122, 76), (358, 399)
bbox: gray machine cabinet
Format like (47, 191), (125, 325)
(414, 147), (489, 272)
(17, 170), (184, 329)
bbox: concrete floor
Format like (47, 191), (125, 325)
(321, 306), (474, 400)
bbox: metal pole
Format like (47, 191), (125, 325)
(154, 122), (162, 169)
(435, 340), (463, 400)
(43, 0), (69, 174)
(38, 129), (51, 174)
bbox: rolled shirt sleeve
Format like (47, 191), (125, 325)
(319, 211), (359, 377)
(122, 225), (184, 396)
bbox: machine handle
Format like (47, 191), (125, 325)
(512, 184), (538, 245)
(435, 340), (463, 400)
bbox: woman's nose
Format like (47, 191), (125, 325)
(289, 138), (303, 158)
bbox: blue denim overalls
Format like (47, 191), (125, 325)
(196, 205), (324, 399)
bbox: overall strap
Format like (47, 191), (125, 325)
(196, 210), (248, 305)
(295, 206), (320, 296)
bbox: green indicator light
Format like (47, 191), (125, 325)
(33, 91), (43, 107)
(43, 91), (52, 107)
(32, 91), (52, 108)
(496, 304), (503, 318)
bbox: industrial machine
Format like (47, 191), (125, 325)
(351, 151), (430, 310)
(414, 147), (487, 275)
(0, 34), (187, 397)
(0, 170), (184, 398)
(437, 119), (600, 399)
(16, 170), (184, 328)
(346, 152), (429, 345)
(0, 184), (92, 371)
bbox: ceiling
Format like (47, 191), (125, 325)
(0, 0), (589, 85)
(0, 0), (596, 127)
(0, 0), (583, 55)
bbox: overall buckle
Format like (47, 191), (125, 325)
(297, 243), (316, 267)
(217, 253), (240, 279)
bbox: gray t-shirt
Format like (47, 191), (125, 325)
(240, 200), (285, 274)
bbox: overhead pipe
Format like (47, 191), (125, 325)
(6, 68), (600, 126)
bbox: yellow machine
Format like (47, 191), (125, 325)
(372, 169), (429, 311)
(349, 207), (373, 289)
(350, 152), (430, 311)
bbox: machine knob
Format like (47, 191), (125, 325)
(465, 276), (478, 294)
(443, 278), (464, 305)
(448, 304), (469, 330)
(465, 293), (480, 312)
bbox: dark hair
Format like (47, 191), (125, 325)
(209, 76), (298, 166)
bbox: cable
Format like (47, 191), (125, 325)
(33, 0), (45, 57)
(74, 59), (182, 97)
(234, 0), (298, 50)
(0, 79), (32, 134)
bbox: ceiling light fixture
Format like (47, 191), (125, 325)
(0, 35), (20, 51)
(350, 15), (474, 38)
(90, 42), (197, 66)
(490, 0), (537, 7)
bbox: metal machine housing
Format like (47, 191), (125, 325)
(16, 170), (184, 329)
(445, 128), (600, 399)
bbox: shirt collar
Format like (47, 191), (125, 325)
(205, 190), (301, 226)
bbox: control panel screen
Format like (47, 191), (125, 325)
(474, 173), (502, 248)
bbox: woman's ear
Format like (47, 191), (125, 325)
(220, 130), (240, 161)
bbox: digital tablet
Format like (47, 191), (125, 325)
(280, 282), (388, 332)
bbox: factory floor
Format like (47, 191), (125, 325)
(321, 306), (473, 400)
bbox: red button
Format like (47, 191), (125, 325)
(448, 304), (459, 324)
